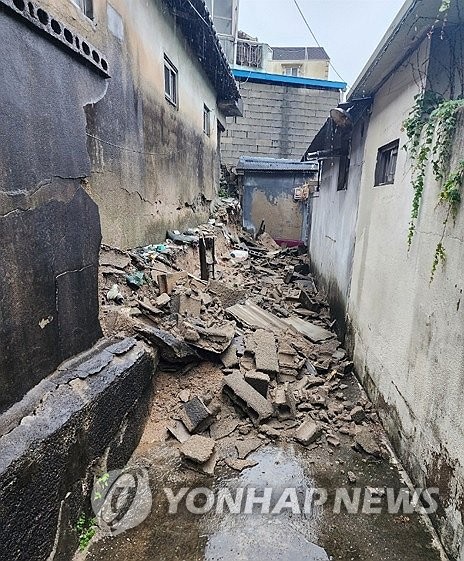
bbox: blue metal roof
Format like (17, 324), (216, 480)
(232, 69), (346, 91)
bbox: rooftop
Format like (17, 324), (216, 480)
(232, 69), (346, 91)
(272, 46), (329, 61)
(237, 156), (319, 173)
(164, 0), (239, 105)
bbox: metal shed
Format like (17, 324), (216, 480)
(236, 156), (319, 245)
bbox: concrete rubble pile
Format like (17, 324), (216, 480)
(99, 200), (384, 475)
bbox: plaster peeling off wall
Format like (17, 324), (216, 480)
(0, 8), (108, 411)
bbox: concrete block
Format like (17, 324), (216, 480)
(274, 386), (297, 420)
(294, 418), (322, 446)
(180, 396), (214, 434)
(244, 371), (270, 398)
(180, 435), (215, 464)
(252, 329), (279, 375)
(221, 344), (239, 369)
(222, 372), (274, 425)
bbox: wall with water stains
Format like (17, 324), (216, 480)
(0, 0), (235, 409)
(36, 0), (230, 249)
(347, 41), (464, 560)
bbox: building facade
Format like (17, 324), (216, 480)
(306, 1), (464, 558)
(221, 71), (345, 166)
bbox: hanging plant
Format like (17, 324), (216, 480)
(403, 92), (464, 280)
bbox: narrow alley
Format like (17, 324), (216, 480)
(73, 213), (446, 561)
(1, 0), (463, 560)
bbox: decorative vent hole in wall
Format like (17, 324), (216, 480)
(0, 0), (110, 77)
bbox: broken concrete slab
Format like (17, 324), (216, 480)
(136, 325), (199, 365)
(225, 458), (259, 472)
(210, 417), (239, 440)
(274, 386), (297, 420)
(181, 320), (236, 354)
(252, 329), (279, 375)
(180, 435), (215, 464)
(244, 371), (270, 398)
(208, 280), (246, 308)
(222, 372), (274, 426)
(354, 429), (381, 457)
(180, 397), (214, 434)
(158, 271), (188, 295)
(100, 247), (131, 270)
(350, 406), (366, 424)
(167, 420), (191, 443)
(236, 437), (263, 459)
(257, 232), (280, 251)
(294, 419), (323, 446)
(156, 293), (171, 307)
(171, 293), (202, 317)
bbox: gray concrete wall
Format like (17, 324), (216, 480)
(221, 80), (341, 166)
(348, 43), (464, 558)
(0, 1), (105, 411)
(308, 112), (370, 337)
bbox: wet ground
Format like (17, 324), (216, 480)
(80, 438), (446, 561)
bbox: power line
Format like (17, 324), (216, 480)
(292, 0), (347, 84)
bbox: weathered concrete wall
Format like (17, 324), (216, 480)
(241, 171), (314, 242)
(308, 32), (464, 558)
(346, 42), (464, 560)
(221, 80), (340, 166)
(0, 339), (155, 561)
(266, 59), (329, 80)
(36, 0), (226, 249)
(0, 3), (106, 410)
(309, 112), (370, 338)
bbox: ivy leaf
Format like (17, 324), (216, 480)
(439, 0), (451, 12)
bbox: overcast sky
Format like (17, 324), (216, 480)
(238, 0), (406, 88)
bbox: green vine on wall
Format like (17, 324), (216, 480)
(403, 92), (464, 280)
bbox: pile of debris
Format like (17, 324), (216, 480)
(99, 207), (384, 476)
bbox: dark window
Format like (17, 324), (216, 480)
(72, 0), (93, 19)
(164, 56), (178, 107)
(203, 105), (211, 136)
(375, 139), (399, 186)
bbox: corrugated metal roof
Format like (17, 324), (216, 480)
(236, 156), (319, 172)
(272, 46), (329, 61)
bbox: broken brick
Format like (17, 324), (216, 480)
(244, 370), (270, 398)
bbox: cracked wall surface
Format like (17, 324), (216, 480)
(82, 0), (223, 248)
(0, 7), (106, 410)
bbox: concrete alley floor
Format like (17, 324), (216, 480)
(76, 362), (446, 561)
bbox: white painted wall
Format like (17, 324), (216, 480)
(347, 38), (464, 559)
